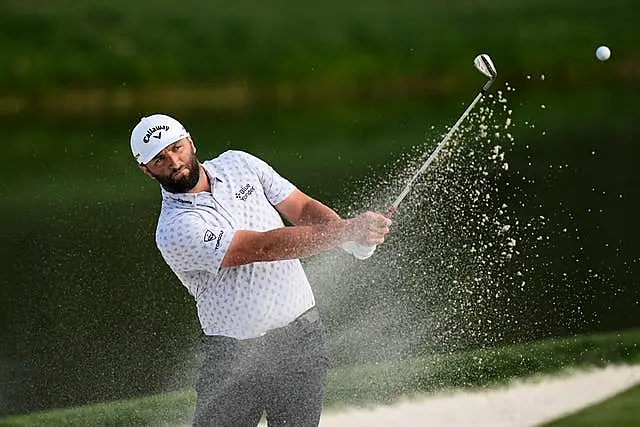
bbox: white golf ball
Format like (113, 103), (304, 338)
(596, 46), (611, 61)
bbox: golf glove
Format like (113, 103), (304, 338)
(340, 241), (377, 260)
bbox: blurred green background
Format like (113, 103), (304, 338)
(1, 0), (639, 418)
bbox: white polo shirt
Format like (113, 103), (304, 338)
(155, 150), (316, 339)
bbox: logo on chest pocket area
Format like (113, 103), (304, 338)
(235, 183), (256, 201)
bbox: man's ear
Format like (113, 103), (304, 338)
(188, 136), (197, 153)
(139, 164), (155, 180)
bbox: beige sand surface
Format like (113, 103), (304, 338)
(318, 364), (640, 427)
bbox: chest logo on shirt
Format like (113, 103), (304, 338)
(235, 183), (256, 201)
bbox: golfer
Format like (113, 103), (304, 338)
(130, 114), (392, 426)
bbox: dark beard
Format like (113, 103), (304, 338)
(153, 155), (201, 193)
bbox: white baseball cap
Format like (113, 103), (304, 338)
(130, 114), (190, 165)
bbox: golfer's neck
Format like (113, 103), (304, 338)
(188, 164), (211, 193)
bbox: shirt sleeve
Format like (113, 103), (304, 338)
(236, 151), (295, 205)
(156, 212), (235, 274)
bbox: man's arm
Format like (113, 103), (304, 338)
(275, 189), (382, 260)
(274, 189), (342, 226)
(221, 221), (350, 266)
(220, 189), (391, 267)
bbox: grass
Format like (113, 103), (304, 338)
(0, 391), (195, 427)
(1, 327), (639, 426)
(325, 327), (640, 407)
(541, 384), (640, 427)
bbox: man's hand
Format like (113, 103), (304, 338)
(340, 211), (392, 259)
(347, 211), (392, 246)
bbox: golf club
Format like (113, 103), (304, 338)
(385, 53), (498, 217)
(343, 54), (497, 260)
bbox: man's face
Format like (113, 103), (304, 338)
(142, 138), (201, 193)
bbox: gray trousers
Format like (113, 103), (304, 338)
(193, 307), (329, 427)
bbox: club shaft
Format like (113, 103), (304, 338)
(387, 79), (494, 216)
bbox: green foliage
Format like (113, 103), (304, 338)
(1, 328), (639, 426)
(0, 0), (638, 96)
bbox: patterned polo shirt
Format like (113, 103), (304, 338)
(155, 150), (316, 339)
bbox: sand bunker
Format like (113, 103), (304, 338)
(318, 364), (640, 427)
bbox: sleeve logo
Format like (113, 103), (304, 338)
(204, 229), (224, 250)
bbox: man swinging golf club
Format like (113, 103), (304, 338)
(130, 113), (392, 426)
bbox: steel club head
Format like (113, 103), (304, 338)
(474, 54), (497, 79)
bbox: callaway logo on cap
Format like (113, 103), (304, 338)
(130, 114), (190, 165)
(143, 124), (170, 143)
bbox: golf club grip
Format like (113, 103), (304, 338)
(385, 205), (396, 218)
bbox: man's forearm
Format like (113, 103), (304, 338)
(221, 221), (351, 266)
(296, 198), (342, 225)
(261, 221), (351, 259)
(275, 189), (342, 226)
